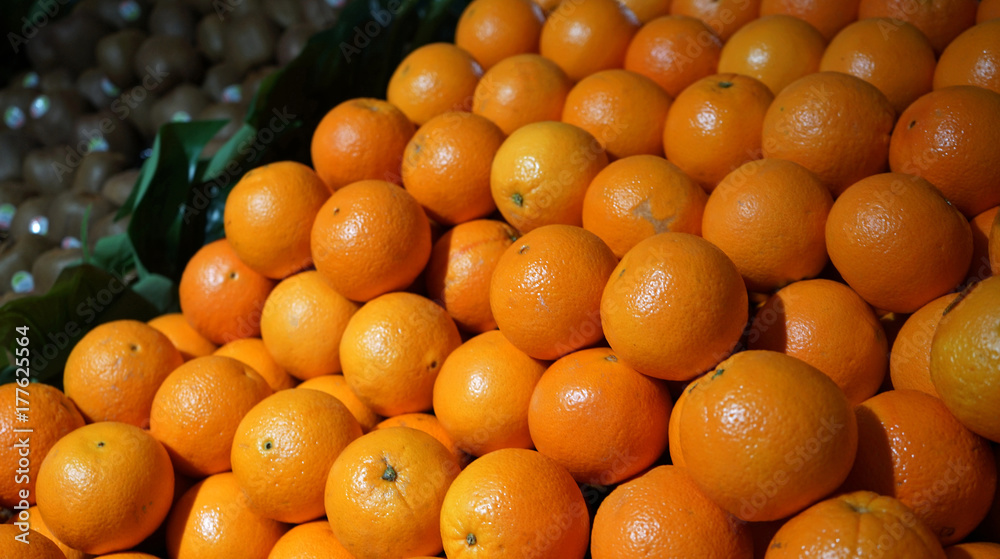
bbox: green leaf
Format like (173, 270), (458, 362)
(0, 264), (160, 388)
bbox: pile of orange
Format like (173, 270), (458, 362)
(6, 0), (1000, 557)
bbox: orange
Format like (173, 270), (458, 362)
(455, 0), (545, 71)
(858, 0), (978, 54)
(433, 330), (547, 456)
(702, 158), (833, 292)
(310, 97), (415, 191)
(259, 270), (359, 380)
(670, 0), (762, 40)
(340, 292), (462, 416)
(223, 161), (330, 279)
(820, 18), (937, 114)
(601, 232), (748, 380)
(375, 413), (469, 467)
(325, 427), (461, 559)
(178, 238), (276, 345)
(891, 86), (1000, 217)
(667, 385), (689, 467)
(825, 173), (973, 313)
(759, 0), (860, 40)
(425, 219), (517, 333)
(765, 491), (946, 558)
(662, 73), (774, 190)
(591, 465), (754, 559)
(490, 121), (608, 232)
(762, 72), (895, 196)
(0, 383), (83, 508)
(267, 521), (354, 559)
(842, 389), (997, 545)
(213, 337), (296, 391)
(96, 554), (162, 559)
(969, 207), (999, 282)
(311, 179), (431, 301)
(23, 505), (88, 559)
(439, 448), (589, 559)
(980, 0), (1000, 22)
(619, 0), (671, 23)
(528, 347), (672, 485)
(931, 275), (1000, 443)
(36, 422), (174, 555)
(994, 212), (1000, 275)
(401, 111), (504, 225)
(231, 388), (361, 523)
(561, 69), (673, 159)
(675, 350), (858, 522)
(165, 472), (288, 559)
(0, 525), (64, 559)
(623, 15), (724, 97)
(582, 154), (707, 258)
(471, 53), (572, 136)
(717, 15), (826, 95)
(147, 312), (216, 361)
(889, 293), (955, 397)
(747, 279), (889, 405)
(63, 319), (183, 426)
(489, 224), (618, 360)
(948, 544), (1000, 559)
(297, 374), (382, 432)
(533, 0), (561, 13)
(539, 0), (639, 82)
(951, 544), (1000, 559)
(387, 43), (483, 126)
(149, 355), (272, 477)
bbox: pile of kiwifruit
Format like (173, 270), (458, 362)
(0, 0), (344, 304)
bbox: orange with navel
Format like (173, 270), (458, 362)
(601, 232), (748, 380)
(623, 15), (723, 97)
(662, 73), (774, 190)
(489, 224), (619, 360)
(471, 53), (572, 136)
(310, 97), (414, 191)
(561, 69), (673, 159)
(717, 14), (826, 95)
(223, 161), (330, 279)
(179, 239), (276, 345)
(387, 42), (483, 126)
(149, 355), (272, 477)
(63, 319), (183, 426)
(820, 18), (937, 114)
(310, 179), (431, 302)
(582, 154), (707, 258)
(259, 270), (359, 380)
(539, 0), (639, 82)
(401, 111), (504, 225)
(425, 219), (518, 333)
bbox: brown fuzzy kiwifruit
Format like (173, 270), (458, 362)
(89, 0), (151, 29)
(180, 0), (215, 15)
(39, 68), (75, 93)
(48, 10), (111, 76)
(23, 147), (75, 195)
(150, 0), (196, 42)
(150, 85), (210, 131)
(0, 132), (30, 182)
(88, 213), (130, 248)
(265, 0), (306, 28)
(77, 67), (122, 110)
(133, 34), (205, 91)
(202, 63), (244, 103)
(96, 29), (148, 88)
(0, 85), (38, 133)
(195, 15), (226, 62)
(74, 111), (141, 162)
(0, 181), (32, 209)
(45, 191), (113, 245)
(25, 90), (87, 146)
(117, 88), (161, 140)
(277, 23), (317, 66)
(299, 0), (342, 30)
(101, 169), (139, 206)
(198, 102), (246, 142)
(224, 13), (278, 74)
(32, 247), (84, 294)
(72, 151), (127, 194)
(8, 196), (55, 241)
